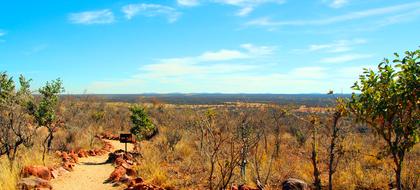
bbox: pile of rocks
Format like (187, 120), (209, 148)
(105, 150), (163, 190)
(18, 138), (114, 189)
(97, 132), (120, 141)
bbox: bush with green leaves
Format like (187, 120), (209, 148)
(0, 72), (35, 167)
(129, 105), (157, 141)
(348, 49), (419, 190)
(33, 79), (64, 162)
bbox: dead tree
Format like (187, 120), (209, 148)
(268, 106), (286, 158)
(327, 108), (346, 190)
(310, 116), (322, 190)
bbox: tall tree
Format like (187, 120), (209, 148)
(33, 79), (64, 162)
(348, 49), (419, 190)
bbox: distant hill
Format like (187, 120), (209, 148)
(62, 93), (352, 107)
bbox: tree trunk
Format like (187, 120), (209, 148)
(328, 113), (340, 190)
(393, 154), (404, 190)
(312, 125), (322, 190)
(396, 163), (402, 190)
(209, 158), (215, 190)
(274, 127), (280, 158)
(47, 129), (54, 153)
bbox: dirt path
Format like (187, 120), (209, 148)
(50, 140), (134, 190)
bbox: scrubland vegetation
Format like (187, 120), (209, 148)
(0, 49), (419, 190)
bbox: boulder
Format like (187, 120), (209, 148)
(282, 178), (310, 190)
(107, 166), (126, 183)
(21, 166), (54, 181)
(18, 177), (52, 190)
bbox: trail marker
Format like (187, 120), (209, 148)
(119, 133), (132, 152)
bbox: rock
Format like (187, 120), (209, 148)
(107, 166), (126, 183)
(77, 149), (88, 158)
(282, 178), (310, 190)
(126, 183), (164, 190)
(21, 166), (54, 181)
(18, 177), (52, 190)
(62, 161), (75, 171)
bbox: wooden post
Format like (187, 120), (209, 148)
(119, 133), (132, 153)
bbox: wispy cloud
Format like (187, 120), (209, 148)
(88, 65), (335, 94)
(24, 44), (49, 55)
(246, 2), (420, 27)
(326, 0), (349, 8)
(0, 30), (5, 43)
(142, 43), (275, 77)
(177, 0), (200, 7)
(215, 0), (286, 16)
(88, 44), (282, 92)
(295, 39), (366, 53)
(88, 58), (372, 93)
(177, 0), (286, 16)
(69, 9), (115, 25)
(122, 3), (181, 23)
(320, 53), (372, 64)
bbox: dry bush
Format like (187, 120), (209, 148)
(0, 137), (58, 190)
(2, 97), (417, 190)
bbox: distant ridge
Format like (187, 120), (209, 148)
(60, 93), (351, 106)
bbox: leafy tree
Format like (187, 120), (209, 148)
(0, 72), (35, 168)
(129, 105), (157, 141)
(348, 49), (419, 190)
(33, 79), (64, 162)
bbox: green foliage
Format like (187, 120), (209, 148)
(348, 49), (419, 189)
(349, 49), (419, 152)
(129, 105), (156, 141)
(0, 72), (35, 162)
(34, 79), (64, 127)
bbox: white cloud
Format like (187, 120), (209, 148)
(199, 50), (248, 61)
(215, 0), (286, 16)
(142, 43), (275, 76)
(296, 39), (367, 53)
(88, 65), (335, 94)
(88, 44), (282, 93)
(328, 0), (349, 8)
(0, 30), (5, 43)
(69, 9), (115, 24)
(240, 43), (276, 55)
(175, 0), (285, 16)
(237, 6), (254, 16)
(376, 8), (420, 27)
(122, 3), (181, 23)
(320, 53), (372, 64)
(246, 2), (420, 27)
(177, 0), (200, 7)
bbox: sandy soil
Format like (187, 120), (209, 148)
(50, 140), (134, 190)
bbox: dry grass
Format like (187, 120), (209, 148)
(0, 145), (59, 190)
(1, 102), (418, 189)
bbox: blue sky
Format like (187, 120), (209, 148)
(1, 0), (419, 94)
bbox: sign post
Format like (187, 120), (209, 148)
(119, 133), (132, 153)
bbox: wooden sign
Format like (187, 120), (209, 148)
(119, 133), (133, 143)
